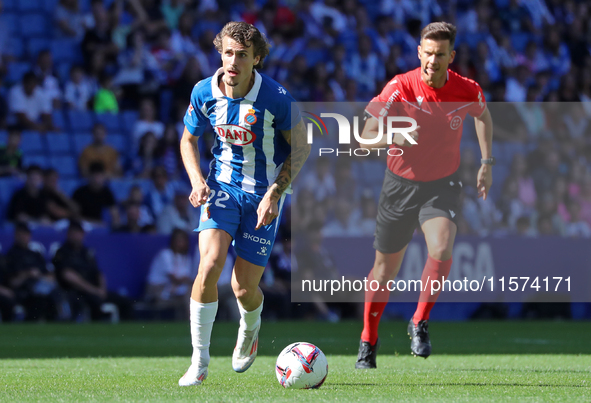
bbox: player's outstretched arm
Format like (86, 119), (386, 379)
(474, 106), (493, 200)
(255, 120), (311, 230)
(180, 126), (209, 207)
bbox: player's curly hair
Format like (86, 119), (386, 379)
(213, 22), (270, 69)
(420, 22), (457, 50)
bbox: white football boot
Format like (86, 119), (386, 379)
(178, 365), (208, 386)
(232, 319), (261, 373)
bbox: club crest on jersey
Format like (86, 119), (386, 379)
(450, 116), (462, 130)
(215, 124), (256, 146)
(244, 108), (257, 125)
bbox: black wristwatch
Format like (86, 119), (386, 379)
(481, 157), (496, 166)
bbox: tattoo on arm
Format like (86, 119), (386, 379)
(272, 120), (310, 198)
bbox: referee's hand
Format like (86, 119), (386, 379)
(477, 164), (493, 200)
(189, 182), (210, 207)
(393, 126), (420, 147)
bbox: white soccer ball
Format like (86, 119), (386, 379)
(275, 342), (328, 389)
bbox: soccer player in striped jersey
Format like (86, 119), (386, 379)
(178, 22), (309, 386)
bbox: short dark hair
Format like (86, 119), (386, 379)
(420, 22), (457, 50)
(26, 165), (43, 175)
(213, 22), (270, 69)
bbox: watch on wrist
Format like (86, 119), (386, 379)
(481, 157), (496, 166)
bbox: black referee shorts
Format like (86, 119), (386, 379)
(374, 169), (462, 254)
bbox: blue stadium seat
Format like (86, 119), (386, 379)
(56, 62), (72, 84)
(17, 0), (43, 11)
(58, 178), (81, 196)
(50, 155), (78, 178)
(120, 110), (139, 133)
(0, 178), (24, 207)
(27, 38), (50, 59)
(109, 178), (134, 202)
(0, 130), (7, 145)
(46, 133), (72, 155)
(43, 0), (59, 12)
(96, 113), (121, 132)
(105, 134), (128, 153)
(20, 131), (45, 154)
(73, 133), (93, 154)
(68, 110), (95, 132)
(52, 111), (68, 132)
(7, 37), (25, 60)
(0, 13), (19, 35)
(50, 39), (81, 63)
(2, 0), (17, 11)
(22, 154), (49, 168)
(19, 14), (47, 38)
(6, 61), (30, 85)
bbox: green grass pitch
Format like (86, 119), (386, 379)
(0, 320), (590, 402)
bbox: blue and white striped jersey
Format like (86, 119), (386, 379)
(184, 68), (300, 195)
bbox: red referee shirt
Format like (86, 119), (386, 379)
(366, 67), (486, 182)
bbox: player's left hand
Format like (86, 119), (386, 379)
(256, 193), (279, 230)
(477, 164), (493, 200)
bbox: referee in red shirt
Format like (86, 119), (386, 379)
(356, 22), (494, 368)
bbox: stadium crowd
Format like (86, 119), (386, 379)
(0, 0), (590, 321)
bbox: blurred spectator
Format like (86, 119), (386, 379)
(53, 221), (133, 321)
(146, 228), (193, 319)
(64, 66), (94, 111)
(161, 0), (186, 30)
(322, 198), (358, 237)
(156, 190), (198, 234)
(575, 174), (591, 226)
(115, 202), (156, 233)
(515, 215), (536, 236)
(113, 30), (160, 108)
(505, 65), (530, 102)
(462, 187), (503, 236)
(531, 149), (561, 195)
(120, 185), (154, 228)
(155, 124), (183, 179)
(501, 0), (533, 33)
(72, 162), (119, 227)
(351, 189), (378, 236)
(345, 33), (385, 97)
(171, 12), (202, 60)
(510, 154), (537, 210)
(93, 74), (119, 114)
(8, 72), (55, 132)
(79, 123), (122, 179)
(303, 156), (335, 206)
(531, 192), (565, 236)
(0, 255), (16, 322)
(150, 27), (182, 84)
(564, 200), (591, 238)
(34, 50), (62, 109)
(6, 165), (51, 224)
(81, 1), (119, 67)
(146, 166), (176, 216)
(133, 98), (165, 149)
(133, 131), (159, 178)
(42, 168), (79, 223)
(5, 222), (65, 321)
(55, 0), (91, 41)
(0, 127), (23, 177)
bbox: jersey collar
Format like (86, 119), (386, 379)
(211, 68), (262, 102)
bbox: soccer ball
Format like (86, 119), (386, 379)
(275, 342), (328, 389)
